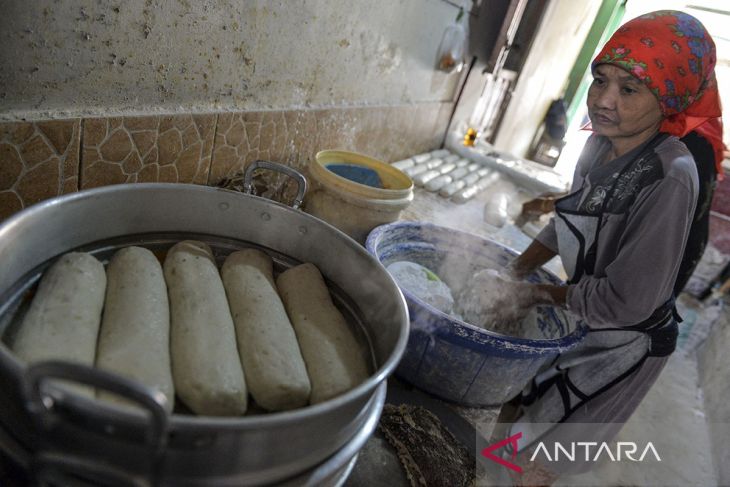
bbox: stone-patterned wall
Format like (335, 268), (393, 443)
(0, 102), (452, 221)
(0, 120), (80, 217)
(81, 115), (216, 188)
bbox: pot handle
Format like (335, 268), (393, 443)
(242, 159), (308, 210)
(23, 360), (169, 484)
(24, 360), (169, 450)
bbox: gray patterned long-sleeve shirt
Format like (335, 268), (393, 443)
(536, 134), (698, 328)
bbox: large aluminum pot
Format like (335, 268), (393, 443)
(0, 172), (409, 485)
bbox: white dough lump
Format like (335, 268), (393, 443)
(221, 249), (311, 411)
(457, 268), (535, 337)
(12, 252), (106, 367)
(386, 261), (456, 315)
(276, 263), (370, 404)
(164, 241), (248, 416)
(96, 246), (175, 412)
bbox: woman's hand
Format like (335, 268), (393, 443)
(460, 270), (539, 328)
(460, 270), (569, 330)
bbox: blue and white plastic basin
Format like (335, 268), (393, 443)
(366, 221), (587, 406)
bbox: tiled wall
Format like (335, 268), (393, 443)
(81, 115), (216, 188)
(0, 102), (452, 221)
(0, 120), (81, 217)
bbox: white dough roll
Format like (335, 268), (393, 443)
(11, 252), (106, 397)
(12, 252), (106, 366)
(164, 241), (247, 416)
(96, 247), (175, 412)
(276, 263), (370, 404)
(221, 249), (311, 411)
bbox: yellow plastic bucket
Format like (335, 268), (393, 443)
(306, 150), (414, 243)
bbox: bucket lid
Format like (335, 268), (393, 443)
(312, 150), (413, 200)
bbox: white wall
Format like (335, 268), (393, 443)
(0, 0), (464, 121)
(493, 0), (602, 158)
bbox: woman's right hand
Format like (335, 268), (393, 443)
(460, 269), (535, 328)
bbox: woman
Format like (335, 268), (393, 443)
(517, 133), (719, 297)
(485, 10), (724, 484)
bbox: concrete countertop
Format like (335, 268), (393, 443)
(399, 185), (565, 277)
(401, 182), (535, 250)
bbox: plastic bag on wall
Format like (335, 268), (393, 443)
(437, 8), (468, 73)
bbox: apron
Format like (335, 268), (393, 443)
(507, 133), (680, 453)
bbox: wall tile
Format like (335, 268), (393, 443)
(0, 119), (80, 221)
(0, 103), (452, 221)
(209, 102), (453, 190)
(80, 114), (216, 189)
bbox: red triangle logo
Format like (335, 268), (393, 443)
(481, 431), (523, 473)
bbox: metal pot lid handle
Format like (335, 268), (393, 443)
(243, 160), (308, 210)
(23, 360), (169, 455)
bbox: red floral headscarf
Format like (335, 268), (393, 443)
(593, 10), (725, 176)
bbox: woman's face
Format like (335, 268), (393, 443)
(587, 64), (664, 155)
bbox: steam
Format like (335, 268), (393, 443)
(456, 268), (552, 337)
(385, 230), (552, 338)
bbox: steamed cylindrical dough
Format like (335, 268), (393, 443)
(96, 247), (175, 412)
(164, 241), (247, 416)
(276, 263), (370, 404)
(12, 252), (106, 368)
(221, 249), (311, 411)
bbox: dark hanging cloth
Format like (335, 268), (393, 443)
(674, 131), (718, 295)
